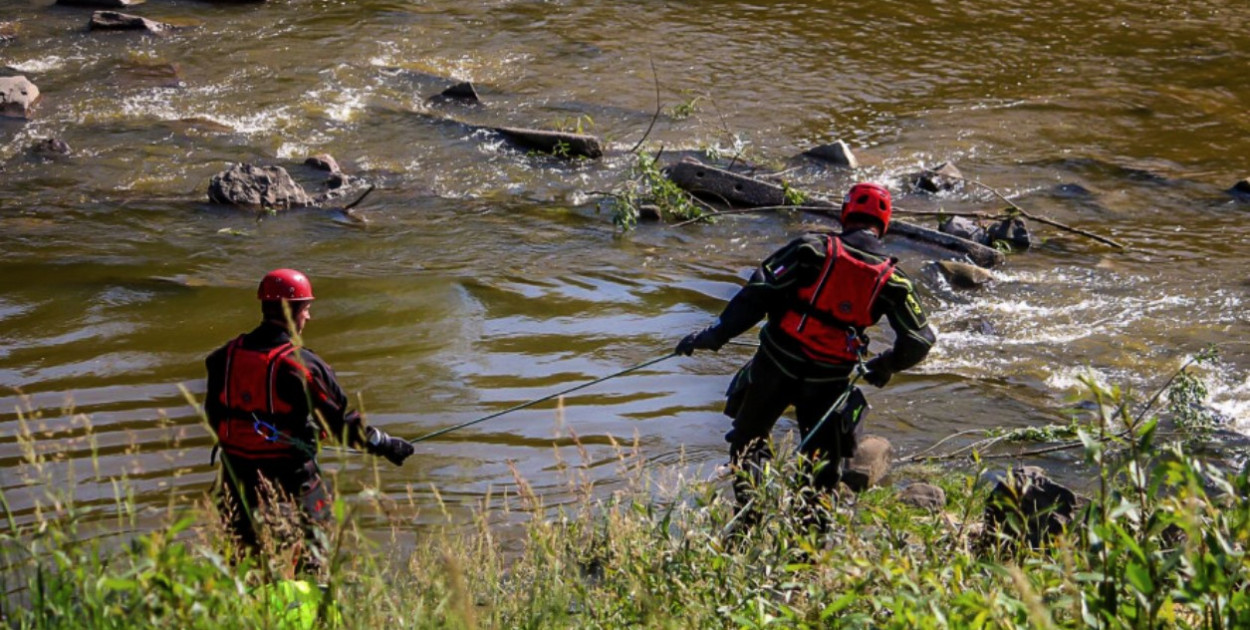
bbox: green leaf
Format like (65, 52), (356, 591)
(1125, 562), (1154, 596)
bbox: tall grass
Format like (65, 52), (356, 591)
(2, 372), (1247, 629)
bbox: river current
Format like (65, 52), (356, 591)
(2, 0), (1248, 536)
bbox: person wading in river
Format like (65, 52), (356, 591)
(676, 182), (936, 528)
(204, 269), (414, 574)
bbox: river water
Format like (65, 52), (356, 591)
(2, 0), (1249, 536)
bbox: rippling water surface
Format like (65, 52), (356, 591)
(2, 0), (1249, 536)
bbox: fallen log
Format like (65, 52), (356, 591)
(665, 161), (1005, 267)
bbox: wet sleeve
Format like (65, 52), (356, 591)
(707, 235), (827, 342)
(286, 349), (370, 449)
(871, 269), (937, 373)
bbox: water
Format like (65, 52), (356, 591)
(2, 0), (1249, 535)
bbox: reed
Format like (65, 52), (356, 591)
(1, 372), (1247, 629)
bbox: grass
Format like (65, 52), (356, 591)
(2, 363), (1248, 629)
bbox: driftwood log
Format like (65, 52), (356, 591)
(665, 161), (1005, 268)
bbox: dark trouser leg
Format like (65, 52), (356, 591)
(793, 378), (856, 531)
(217, 458), (263, 555)
(726, 356), (796, 510)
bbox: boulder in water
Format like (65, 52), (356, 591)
(987, 216), (1031, 250)
(937, 260), (994, 288)
(304, 154), (340, 173)
(908, 162), (964, 193)
(0, 22), (19, 43)
(983, 465), (1078, 548)
(493, 126), (603, 159)
(0, 76), (41, 119)
(208, 163), (313, 210)
(803, 140), (858, 169)
(89, 11), (174, 34)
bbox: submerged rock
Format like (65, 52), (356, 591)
(89, 11), (174, 34)
(983, 466), (1078, 548)
(937, 260), (995, 288)
(899, 482), (946, 510)
(1230, 178), (1250, 198)
(842, 435), (892, 493)
(908, 162), (964, 193)
(493, 126), (603, 159)
(207, 163), (312, 209)
(0, 76), (40, 119)
(58, 0), (145, 6)
(29, 138), (71, 158)
(432, 81), (481, 104)
(803, 140), (858, 169)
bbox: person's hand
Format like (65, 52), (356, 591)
(676, 328), (724, 356)
(861, 356), (893, 388)
(366, 427), (415, 466)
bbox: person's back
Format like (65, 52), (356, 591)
(675, 182), (936, 523)
(204, 269), (414, 574)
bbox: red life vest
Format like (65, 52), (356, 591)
(215, 335), (314, 460)
(778, 235), (896, 363)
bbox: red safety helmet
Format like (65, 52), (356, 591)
(840, 182), (893, 234)
(257, 268), (315, 302)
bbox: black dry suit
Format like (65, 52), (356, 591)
(697, 229), (936, 497)
(204, 321), (371, 561)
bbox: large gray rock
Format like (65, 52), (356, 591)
(842, 435), (892, 492)
(803, 140), (858, 169)
(89, 11), (173, 34)
(937, 260), (995, 288)
(207, 163), (312, 209)
(57, 0), (145, 6)
(493, 126), (602, 159)
(984, 466), (1078, 548)
(899, 483), (946, 510)
(0, 76), (40, 119)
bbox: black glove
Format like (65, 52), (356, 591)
(862, 356), (893, 388)
(676, 327), (725, 356)
(366, 427), (414, 466)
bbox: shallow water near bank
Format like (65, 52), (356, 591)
(2, 0), (1249, 538)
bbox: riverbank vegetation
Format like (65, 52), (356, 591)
(2, 368), (1247, 629)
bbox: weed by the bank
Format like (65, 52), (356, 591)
(3, 365), (1248, 629)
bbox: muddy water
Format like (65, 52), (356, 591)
(2, 0), (1249, 536)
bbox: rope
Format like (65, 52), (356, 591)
(406, 352), (679, 445)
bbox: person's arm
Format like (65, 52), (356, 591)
(864, 270), (936, 381)
(290, 349), (414, 465)
(678, 235), (824, 353)
(203, 346), (228, 429)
